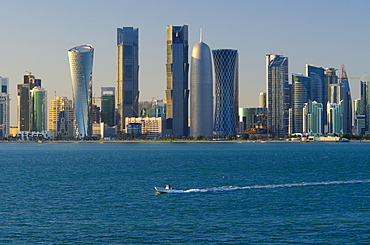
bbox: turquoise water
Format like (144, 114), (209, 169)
(0, 142), (369, 244)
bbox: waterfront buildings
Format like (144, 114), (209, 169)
(213, 49), (239, 137)
(190, 33), (213, 137)
(360, 73), (370, 133)
(303, 100), (323, 135)
(117, 27), (139, 132)
(165, 25), (189, 137)
(266, 54), (289, 136)
(0, 76), (10, 137)
(101, 87), (115, 127)
(292, 74), (310, 133)
(17, 73), (39, 131)
(68, 44), (94, 138)
(48, 96), (75, 139)
(125, 117), (163, 139)
(327, 102), (344, 134)
(30, 87), (46, 131)
(239, 107), (267, 134)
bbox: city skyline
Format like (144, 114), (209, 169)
(2, 1), (370, 125)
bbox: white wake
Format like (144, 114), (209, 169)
(172, 179), (370, 193)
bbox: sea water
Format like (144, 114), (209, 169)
(0, 142), (369, 244)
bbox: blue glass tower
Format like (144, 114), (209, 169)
(212, 49), (238, 137)
(68, 44), (94, 138)
(292, 74), (310, 133)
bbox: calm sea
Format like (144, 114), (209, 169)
(0, 142), (369, 244)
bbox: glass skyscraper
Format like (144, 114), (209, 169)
(117, 27), (139, 132)
(213, 49), (238, 137)
(0, 76), (10, 137)
(101, 87), (115, 127)
(303, 100), (323, 135)
(360, 73), (370, 133)
(30, 87), (46, 131)
(165, 25), (189, 137)
(266, 54), (289, 136)
(68, 44), (94, 138)
(292, 74), (310, 133)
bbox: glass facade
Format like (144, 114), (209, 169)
(360, 74), (370, 133)
(68, 44), (94, 138)
(303, 100), (323, 135)
(165, 25), (189, 137)
(213, 49), (238, 137)
(30, 87), (46, 131)
(292, 74), (310, 133)
(0, 76), (10, 136)
(266, 54), (289, 136)
(117, 27), (139, 132)
(101, 94), (115, 127)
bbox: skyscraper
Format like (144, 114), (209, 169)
(68, 44), (94, 138)
(0, 76), (10, 137)
(292, 73), (310, 133)
(49, 96), (74, 139)
(117, 27), (139, 132)
(30, 87), (46, 131)
(266, 54), (289, 136)
(306, 65), (325, 104)
(339, 64), (352, 134)
(303, 100), (323, 135)
(101, 87), (116, 127)
(190, 32), (213, 137)
(213, 49), (238, 137)
(360, 73), (370, 133)
(259, 92), (266, 108)
(17, 73), (40, 131)
(165, 25), (189, 137)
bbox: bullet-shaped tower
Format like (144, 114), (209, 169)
(190, 32), (213, 137)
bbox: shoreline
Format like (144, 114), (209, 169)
(1, 140), (370, 143)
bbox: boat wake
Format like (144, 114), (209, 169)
(169, 179), (370, 194)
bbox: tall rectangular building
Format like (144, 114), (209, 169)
(266, 54), (289, 136)
(117, 27), (139, 132)
(0, 76), (10, 137)
(17, 73), (39, 131)
(30, 87), (47, 131)
(165, 25), (189, 137)
(292, 74), (310, 133)
(49, 96), (75, 138)
(101, 87), (116, 127)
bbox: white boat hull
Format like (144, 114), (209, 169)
(154, 187), (183, 194)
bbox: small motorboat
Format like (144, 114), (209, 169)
(154, 186), (183, 194)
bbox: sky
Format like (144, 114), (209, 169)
(1, 0), (370, 125)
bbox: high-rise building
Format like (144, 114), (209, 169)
(101, 87), (115, 127)
(292, 74), (310, 133)
(360, 73), (370, 133)
(239, 107), (267, 134)
(165, 25), (189, 137)
(213, 49), (238, 137)
(17, 73), (39, 131)
(327, 101), (344, 134)
(259, 92), (266, 108)
(306, 65), (325, 103)
(339, 64), (352, 134)
(68, 44), (94, 138)
(30, 87), (46, 131)
(190, 33), (213, 137)
(266, 54), (289, 136)
(117, 27), (139, 132)
(0, 76), (10, 137)
(49, 96), (75, 138)
(303, 100), (323, 135)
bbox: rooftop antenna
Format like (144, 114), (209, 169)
(200, 28), (203, 42)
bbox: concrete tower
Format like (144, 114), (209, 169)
(68, 44), (94, 138)
(190, 30), (213, 137)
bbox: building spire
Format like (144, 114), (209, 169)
(200, 28), (203, 42)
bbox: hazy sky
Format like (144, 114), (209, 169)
(1, 0), (370, 125)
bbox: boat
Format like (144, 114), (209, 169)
(154, 186), (183, 194)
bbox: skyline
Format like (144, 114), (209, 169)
(2, 0), (370, 125)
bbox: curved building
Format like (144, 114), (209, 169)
(68, 44), (94, 138)
(190, 39), (213, 137)
(213, 49), (238, 137)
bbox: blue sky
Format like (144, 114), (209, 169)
(1, 0), (370, 124)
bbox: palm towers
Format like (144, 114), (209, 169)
(68, 44), (94, 138)
(117, 27), (139, 132)
(190, 34), (213, 137)
(166, 25), (189, 137)
(213, 49), (239, 137)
